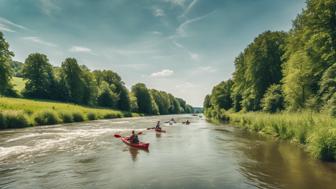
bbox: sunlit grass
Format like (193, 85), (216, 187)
(0, 97), (138, 129)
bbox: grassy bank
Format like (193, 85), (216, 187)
(213, 112), (336, 161)
(0, 97), (138, 129)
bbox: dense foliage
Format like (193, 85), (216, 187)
(0, 32), (193, 116)
(0, 32), (15, 96)
(205, 0), (336, 116)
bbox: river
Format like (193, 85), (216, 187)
(0, 115), (335, 189)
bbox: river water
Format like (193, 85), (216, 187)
(0, 115), (335, 189)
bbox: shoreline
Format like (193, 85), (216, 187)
(206, 112), (336, 162)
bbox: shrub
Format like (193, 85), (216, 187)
(103, 112), (122, 119)
(1, 111), (30, 128)
(34, 111), (60, 125)
(59, 112), (73, 123)
(72, 112), (85, 122)
(122, 112), (132, 118)
(0, 112), (5, 129)
(87, 112), (97, 120)
(308, 127), (336, 161)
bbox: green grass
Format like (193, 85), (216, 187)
(0, 97), (138, 129)
(222, 112), (336, 161)
(12, 77), (26, 93)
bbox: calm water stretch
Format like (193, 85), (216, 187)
(0, 115), (335, 189)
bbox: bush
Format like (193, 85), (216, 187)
(308, 127), (336, 161)
(59, 112), (73, 123)
(0, 112), (5, 129)
(122, 112), (132, 118)
(87, 112), (97, 120)
(261, 84), (284, 113)
(103, 112), (122, 119)
(72, 112), (85, 122)
(0, 111), (30, 129)
(34, 111), (60, 125)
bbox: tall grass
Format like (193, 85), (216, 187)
(0, 97), (135, 129)
(0, 110), (31, 129)
(223, 112), (336, 161)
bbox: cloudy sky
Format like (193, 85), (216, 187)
(0, 0), (305, 106)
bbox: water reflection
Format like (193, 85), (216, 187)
(233, 130), (336, 189)
(155, 133), (161, 138)
(128, 147), (149, 162)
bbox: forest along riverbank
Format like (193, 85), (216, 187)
(1, 115), (336, 189)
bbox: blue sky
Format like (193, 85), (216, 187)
(0, 0), (305, 106)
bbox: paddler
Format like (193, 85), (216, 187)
(129, 130), (139, 144)
(155, 121), (162, 130)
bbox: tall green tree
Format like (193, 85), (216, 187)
(282, 0), (336, 110)
(22, 53), (56, 99)
(0, 32), (15, 96)
(60, 58), (86, 104)
(131, 83), (153, 114)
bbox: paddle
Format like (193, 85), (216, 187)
(114, 134), (121, 138)
(114, 131), (143, 138)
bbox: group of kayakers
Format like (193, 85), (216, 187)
(127, 118), (190, 144)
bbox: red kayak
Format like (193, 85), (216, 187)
(155, 129), (166, 133)
(121, 137), (149, 150)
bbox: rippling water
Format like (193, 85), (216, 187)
(0, 115), (335, 189)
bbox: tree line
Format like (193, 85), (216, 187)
(0, 33), (193, 115)
(204, 0), (336, 118)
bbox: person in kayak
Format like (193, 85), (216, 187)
(170, 118), (176, 123)
(129, 130), (139, 144)
(186, 120), (190, 125)
(155, 121), (161, 130)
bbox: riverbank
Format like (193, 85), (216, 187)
(207, 112), (336, 161)
(0, 97), (138, 129)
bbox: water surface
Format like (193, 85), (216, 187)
(0, 115), (335, 189)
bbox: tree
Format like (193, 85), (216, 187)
(94, 70), (130, 111)
(129, 92), (139, 112)
(261, 84), (284, 113)
(117, 86), (131, 111)
(60, 58), (86, 104)
(131, 83), (153, 114)
(210, 80), (234, 111)
(97, 82), (119, 108)
(22, 53), (56, 99)
(0, 32), (15, 96)
(282, 51), (313, 110)
(282, 0), (336, 110)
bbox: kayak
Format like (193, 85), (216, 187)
(155, 129), (166, 133)
(121, 137), (149, 150)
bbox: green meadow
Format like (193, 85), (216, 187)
(0, 97), (137, 129)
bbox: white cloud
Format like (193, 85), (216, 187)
(0, 17), (28, 32)
(23, 36), (57, 47)
(189, 52), (199, 60)
(165, 0), (187, 7)
(153, 8), (165, 17)
(152, 31), (162, 35)
(176, 12), (213, 37)
(191, 66), (217, 74)
(39, 0), (61, 16)
(180, 0), (198, 17)
(172, 40), (200, 61)
(0, 23), (14, 32)
(69, 46), (92, 53)
(150, 69), (174, 78)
